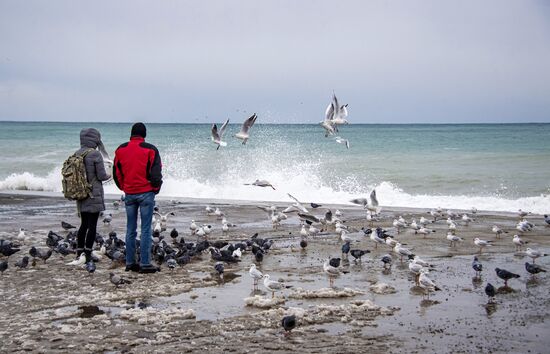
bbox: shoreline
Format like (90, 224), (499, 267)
(0, 190), (536, 217)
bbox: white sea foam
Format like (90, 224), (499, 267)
(3, 167), (548, 214)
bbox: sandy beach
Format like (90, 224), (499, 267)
(0, 191), (549, 353)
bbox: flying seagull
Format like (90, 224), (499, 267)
(211, 118), (230, 150)
(235, 113), (257, 145)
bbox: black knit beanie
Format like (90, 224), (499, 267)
(131, 122), (147, 138)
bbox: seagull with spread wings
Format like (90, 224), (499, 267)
(211, 118), (229, 150)
(235, 113), (257, 145)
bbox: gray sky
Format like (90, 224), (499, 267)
(1, 0), (549, 123)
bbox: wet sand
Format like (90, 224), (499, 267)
(0, 192), (549, 353)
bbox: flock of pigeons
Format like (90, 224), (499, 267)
(210, 93), (351, 150)
(1, 193), (549, 336)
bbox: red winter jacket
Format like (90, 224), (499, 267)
(113, 136), (163, 195)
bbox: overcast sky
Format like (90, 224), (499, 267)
(1, 0), (549, 124)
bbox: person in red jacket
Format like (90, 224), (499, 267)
(113, 122), (162, 273)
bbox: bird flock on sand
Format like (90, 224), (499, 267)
(1, 191), (548, 336)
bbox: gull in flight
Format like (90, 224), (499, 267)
(350, 190), (381, 215)
(320, 93), (349, 137)
(334, 136), (350, 149)
(244, 179), (276, 190)
(287, 193), (309, 214)
(211, 118), (230, 150)
(235, 113), (257, 145)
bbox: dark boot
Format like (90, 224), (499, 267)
(84, 250), (92, 263)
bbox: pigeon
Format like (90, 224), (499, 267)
(29, 247), (52, 263)
(281, 315), (297, 336)
(381, 254), (393, 269)
(472, 256), (483, 278)
(103, 214), (113, 224)
(525, 262), (546, 277)
(166, 258), (177, 270)
(1, 245), (20, 259)
(350, 249), (370, 262)
(0, 260), (7, 275)
(15, 256), (29, 269)
(214, 262), (224, 280)
(109, 272), (132, 287)
(485, 283), (496, 303)
(61, 221), (77, 230)
(310, 203), (322, 209)
(495, 267), (520, 286)
(170, 228), (179, 239)
(341, 241), (351, 257)
(86, 261), (96, 274)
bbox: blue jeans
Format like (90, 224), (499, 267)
(124, 192), (155, 266)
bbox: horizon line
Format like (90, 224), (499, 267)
(1, 120), (549, 125)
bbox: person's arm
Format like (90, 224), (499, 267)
(148, 147), (163, 193)
(113, 150), (124, 190)
(93, 151), (111, 182)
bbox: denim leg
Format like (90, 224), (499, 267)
(139, 192), (155, 266)
(125, 195), (139, 265)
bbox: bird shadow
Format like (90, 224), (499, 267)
(496, 286), (517, 294)
(471, 276), (483, 289)
(420, 299), (440, 308)
(526, 277), (540, 288)
(381, 268), (392, 275)
(484, 303), (497, 317)
(409, 286), (425, 296)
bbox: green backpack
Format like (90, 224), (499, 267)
(61, 149), (94, 201)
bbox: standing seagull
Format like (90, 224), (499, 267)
(211, 118), (230, 150)
(235, 113), (257, 145)
(249, 264), (263, 290)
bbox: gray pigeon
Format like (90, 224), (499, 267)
(109, 272), (131, 287)
(15, 256), (29, 269)
(0, 260), (8, 275)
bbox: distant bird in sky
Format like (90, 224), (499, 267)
(235, 113), (257, 145)
(211, 118), (229, 150)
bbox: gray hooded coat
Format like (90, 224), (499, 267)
(75, 128), (111, 213)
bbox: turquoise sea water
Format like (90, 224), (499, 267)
(1, 121), (549, 213)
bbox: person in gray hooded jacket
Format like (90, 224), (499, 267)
(75, 128), (111, 263)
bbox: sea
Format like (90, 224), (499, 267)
(0, 121), (549, 214)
